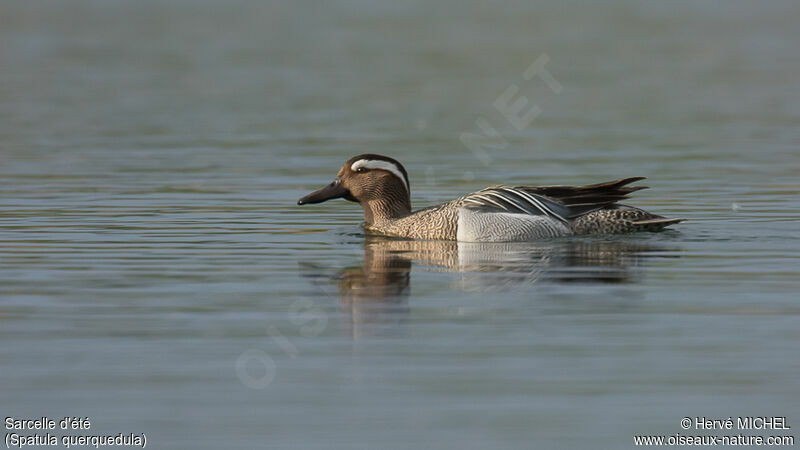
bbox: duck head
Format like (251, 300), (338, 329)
(297, 154), (412, 225)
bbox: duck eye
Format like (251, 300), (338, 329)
(355, 167), (366, 173)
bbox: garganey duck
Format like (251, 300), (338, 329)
(297, 154), (682, 242)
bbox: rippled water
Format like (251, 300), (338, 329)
(2, 1), (799, 448)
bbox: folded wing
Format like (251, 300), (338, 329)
(459, 177), (648, 222)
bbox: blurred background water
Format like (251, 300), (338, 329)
(1, 1), (799, 448)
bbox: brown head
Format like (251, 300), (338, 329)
(297, 154), (412, 225)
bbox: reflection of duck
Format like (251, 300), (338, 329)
(299, 236), (680, 337)
(302, 235), (679, 300)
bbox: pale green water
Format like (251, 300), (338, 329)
(2, 1), (799, 449)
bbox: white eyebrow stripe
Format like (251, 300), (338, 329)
(350, 159), (409, 193)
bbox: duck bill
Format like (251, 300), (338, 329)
(297, 180), (351, 205)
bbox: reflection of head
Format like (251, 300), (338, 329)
(338, 239), (412, 303)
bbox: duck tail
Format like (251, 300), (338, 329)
(629, 217), (685, 232)
(570, 207), (684, 234)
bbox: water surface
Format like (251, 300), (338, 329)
(2, 1), (799, 448)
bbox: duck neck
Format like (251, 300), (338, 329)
(361, 197), (411, 226)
